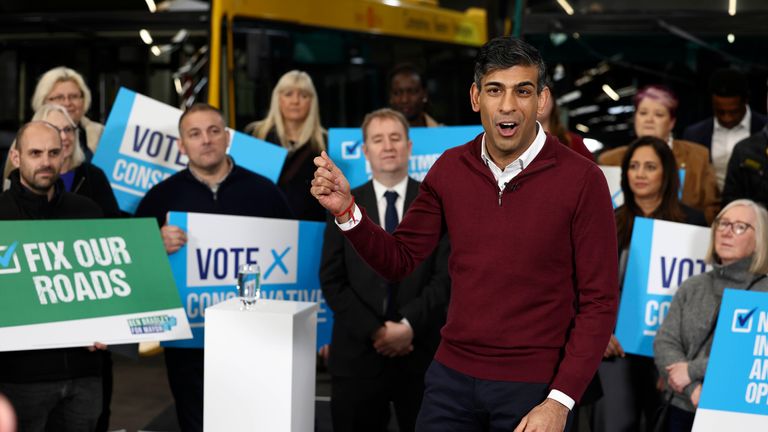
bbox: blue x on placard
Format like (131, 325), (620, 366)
(264, 247), (291, 280)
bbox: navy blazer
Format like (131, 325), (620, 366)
(319, 178), (451, 378)
(682, 111), (768, 153)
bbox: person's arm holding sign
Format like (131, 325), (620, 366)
(161, 221), (187, 254)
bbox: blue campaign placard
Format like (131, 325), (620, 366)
(164, 212), (331, 350)
(694, 290), (768, 429)
(698, 289), (768, 416)
(92, 87), (287, 214)
(328, 126), (483, 188)
(614, 217), (711, 356)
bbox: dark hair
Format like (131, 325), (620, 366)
(474, 36), (546, 93)
(388, 63), (425, 90)
(708, 68), (749, 99)
(178, 103), (225, 133)
(615, 136), (686, 250)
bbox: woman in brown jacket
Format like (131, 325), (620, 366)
(598, 85), (720, 222)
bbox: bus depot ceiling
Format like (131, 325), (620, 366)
(0, 0), (764, 142)
(1, 1), (766, 37)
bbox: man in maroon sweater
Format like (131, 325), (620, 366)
(311, 36), (618, 432)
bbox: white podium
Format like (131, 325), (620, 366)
(204, 298), (318, 432)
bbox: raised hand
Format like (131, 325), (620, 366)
(311, 151), (353, 219)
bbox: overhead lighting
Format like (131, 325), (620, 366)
(570, 105), (600, 117)
(174, 77), (183, 95)
(553, 64), (565, 82)
(145, 0), (157, 13)
(728, 0), (737, 16)
(607, 105), (635, 115)
(151, 45), (162, 56)
(550, 33), (568, 46)
(727, 33), (736, 43)
(602, 84), (620, 102)
(172, 29), (189, 44)
(616, 85), (638, 98)
(139, 29), (153, 45)
(575, 124), (590, 133)
(583, 138), (603, 153)
(572, 32), (580, 39)
(557, 0), (575, 16)
(558, 90), (582, 104)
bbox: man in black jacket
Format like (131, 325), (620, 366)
(722, 93), (768, 208)
(320, 108), (450, 432)
(683, 69), (767, 190)
(135, 103), (293, 432)
(0, 121), (104, 431)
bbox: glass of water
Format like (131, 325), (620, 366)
(237, 263), (261, 310)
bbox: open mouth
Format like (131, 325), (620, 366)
(497, 122), (518, 137)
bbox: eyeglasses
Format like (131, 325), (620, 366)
(47, 93), (83, 103)
(715, 219), (754, 235)
(53, 125), (77, 136)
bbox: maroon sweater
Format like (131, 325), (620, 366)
(343, 133), (618, 401)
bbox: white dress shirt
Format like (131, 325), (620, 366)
(711, 106), (751, 190)
(372, 176), (409, 228)
(480, 122), (547, 190)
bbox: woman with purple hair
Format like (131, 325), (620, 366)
(599, 85), (720, 222)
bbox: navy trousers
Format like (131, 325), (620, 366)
(416, 360), (573, 432)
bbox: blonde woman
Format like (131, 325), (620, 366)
(32, 66), (103, 159)
(245, 70), (327, 221)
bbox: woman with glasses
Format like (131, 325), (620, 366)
(654, 199), (768, 432)
(3, 104), (118, 217)
(244, 70), (327, 221)
(32, 66), (103, 161)
(594, 136), (707, 432)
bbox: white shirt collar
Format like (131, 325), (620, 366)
(372, 176), (409, 202)
(714, 105), (751, 132)
(480, 121), (547, 171)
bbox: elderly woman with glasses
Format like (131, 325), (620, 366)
(32, 66), (103, 160)
(3, 104), (119, 217)
(654, 199), (768, 432)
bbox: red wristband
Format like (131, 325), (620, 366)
(334, 196), (357, 223)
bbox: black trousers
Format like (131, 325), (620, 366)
(331, 358), (425, 432)
(95, 351), (112, 432)
(416, 360), (573, 432)
(164, 348), (204, 432)
(0, 377), (102, 432)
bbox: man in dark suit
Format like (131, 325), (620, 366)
(320, 108), (450, 432)
(682, 68), (767, 190)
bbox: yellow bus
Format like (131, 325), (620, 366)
(204, 0), (489, 127)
